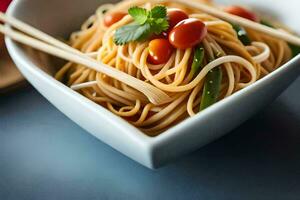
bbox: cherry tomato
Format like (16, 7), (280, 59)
(104, 12), (127, 27)
(148, 39), (173, 65)
(168, 18), (207, 49)
(167, 8), (189, 30)
(224, 6), (258, 22)
(150, 32), (168, 40)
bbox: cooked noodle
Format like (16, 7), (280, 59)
(55, 0), (293, 136)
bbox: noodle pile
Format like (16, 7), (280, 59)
(55, 0), (292, 136)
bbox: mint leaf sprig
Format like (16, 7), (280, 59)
(114, 6), (169, 45)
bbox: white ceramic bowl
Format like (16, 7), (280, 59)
(6, 0), (300, 169)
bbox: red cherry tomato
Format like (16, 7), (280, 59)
(224, 6), (258, 22)
(167, 8), (189, 30)
(148, 39), (173, 65)
(168, 18), (207, 49)
(150, 32), (168, 40)
(104, 12), (127, 27)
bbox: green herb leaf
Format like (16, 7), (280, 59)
(114, 5), (169, 45)
(150, 5), (167, 18)
(128, 7), (148, 25)
(151, 18), (169, 34)
(114, 23), (151, 45)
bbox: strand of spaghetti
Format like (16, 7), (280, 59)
(71, 81), (97, 90)
(141, 54), (257, 92)
(249, 42), (271, 63)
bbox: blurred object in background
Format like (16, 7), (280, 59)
(0, 0), (12, 12)
(0, 0), (12, 47)
(0, 0), (26, 94)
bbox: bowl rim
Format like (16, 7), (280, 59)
(5, 0), (300, 168)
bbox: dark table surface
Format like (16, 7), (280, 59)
(0, 77), (300, 200)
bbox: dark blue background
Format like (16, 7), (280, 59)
(1, 78), (299, 200)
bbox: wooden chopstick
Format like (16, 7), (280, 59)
(0, 12), (80, 54)
(0, 23), (171, 105)
(0, 12), (107, 62)
(173, 0), (300, 46)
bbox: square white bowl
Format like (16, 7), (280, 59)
(6, 0), (300, 169)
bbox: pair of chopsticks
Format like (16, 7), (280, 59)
(0, 12), (172, 105)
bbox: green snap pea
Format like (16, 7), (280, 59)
(191, 47), (205, 76)
(231, 23), (251, 46)
(200, 66), (222, 111)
